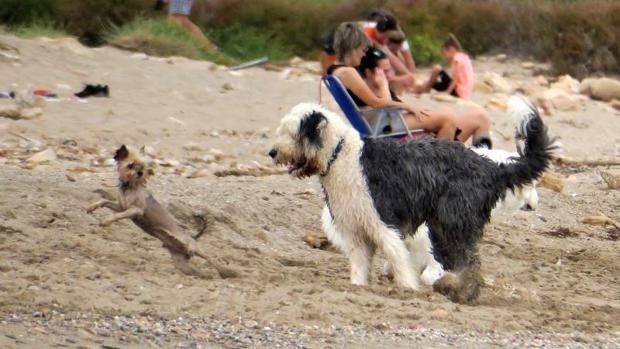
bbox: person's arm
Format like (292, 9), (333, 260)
(335, 67), (428, 118)
(443, 59), (459, 95)
(401, 49), (416, 73)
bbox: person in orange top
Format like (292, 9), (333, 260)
(423, 34), (474, 100)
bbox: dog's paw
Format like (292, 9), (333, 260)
(85, 204), (98, 214)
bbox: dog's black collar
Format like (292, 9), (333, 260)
(321, 137), (344, 177)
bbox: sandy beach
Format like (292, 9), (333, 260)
(0, 35), (619, 348)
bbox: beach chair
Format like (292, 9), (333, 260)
(322, 75), (428, 139)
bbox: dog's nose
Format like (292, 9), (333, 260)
(268, 149), (277, 159)
(137, 170), (144, 177)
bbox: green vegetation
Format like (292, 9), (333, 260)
(1, 21), (66, 39)
(1, 0), (619, 77)
(106, 18), (232, 64)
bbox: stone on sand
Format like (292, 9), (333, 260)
(481, 72), (513, 93)
(0, 104), (21, 119)
(486, 94), (509, 110)
(542, 89), (584, 112)
(579, 77), (620, 102)
(26, 149), (57, 168)
(550, 75), (580, 94)
(495, 54), (508, 62)
(599, 170), (620, 189)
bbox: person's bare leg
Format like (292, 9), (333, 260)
(455, 108), (491, 145)
(168, 14), (218, 50)
(404, 107), (457, 140)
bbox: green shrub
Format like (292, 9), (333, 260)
(407, 34), (442, 65)
(106, 18), (232, 64)
(2, 0), (620, 75)
(3, 20), (66, 38)
(208, 24), (293, 62)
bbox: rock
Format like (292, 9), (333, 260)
(535, 75), (549, 86)
(0, 104), (21, 119)
(182, 142), (204, 151)
(26, 149), (57, 168)
(278, 69), (292, 80)
(131, 52), (149, 60)
(538, 172), (564, 192)
(289, 56), (304, 66)
(473, 79), (494, 94)
(207, 148), (224, 159)
(486, 94), (508, 110)
(303, 231), (329, 249)
(220, 83), (234, 92)
(579, 77), (620, 102)
(521, 61), (535, 69)
(543, 89), (584, 111)
(481, 72), (512, 93)
(0, 42), (20, 62)
(550, 75), (580, 94)
(186, 168), (211, 179)
(430, 308), (451, 320)
(495, 54), (508, 62)
(19, 107), (43, 119)
(599, 170), (620, 189)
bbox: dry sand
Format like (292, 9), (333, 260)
(0, 35), (619, 348)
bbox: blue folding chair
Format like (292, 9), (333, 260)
(322, 75), (427, 139)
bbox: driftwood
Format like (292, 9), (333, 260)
(553, 157), (620, 167)
(581, 213), (620, 229)
(538, 172), (564, 192)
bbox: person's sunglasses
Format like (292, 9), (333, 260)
(371, 48), (386, 59)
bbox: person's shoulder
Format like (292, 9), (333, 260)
(361, 21), (377, 29)
(454, 52), (471, 63)
(333, 65), (359, 77)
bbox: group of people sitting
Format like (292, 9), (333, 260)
(320, 9), (492, 148)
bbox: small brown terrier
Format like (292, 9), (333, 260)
(87, 145), (236, 278)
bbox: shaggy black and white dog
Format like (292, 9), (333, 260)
(269, 99), (553, 303)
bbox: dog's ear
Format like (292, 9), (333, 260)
(114, 145), (129, 162)
(299, 111), (328, 147)
(139, 145), (146, 155)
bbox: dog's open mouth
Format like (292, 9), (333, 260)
(287, 159), (306, 174)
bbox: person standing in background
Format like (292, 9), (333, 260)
(155, 0), (218, 51)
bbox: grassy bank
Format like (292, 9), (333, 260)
(1, 0), (619, 77)
(105, 19), (232, 65)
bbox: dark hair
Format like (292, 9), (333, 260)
(322, 31), (335, 55)
(367, 8), (393, 22)
(388, 31), (406, 45)
(358, 47), (387, 77)
(442, 33), (463, 51)
(376, 14), (398, 33)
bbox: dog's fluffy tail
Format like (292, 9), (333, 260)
(499, 95), (554, 189)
